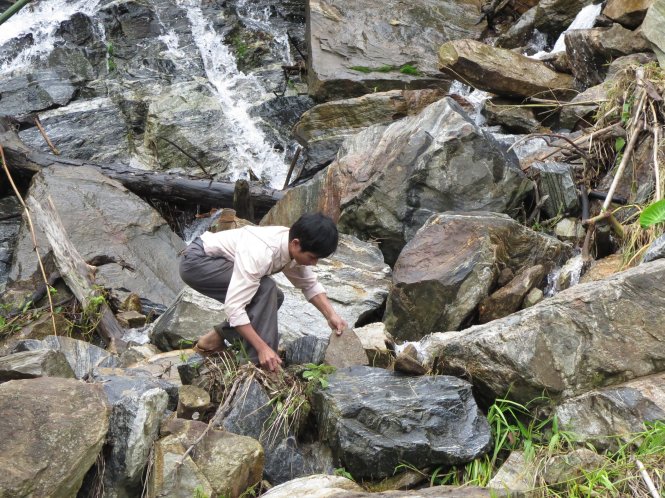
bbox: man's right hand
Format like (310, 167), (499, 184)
(258, 345), (283, 372)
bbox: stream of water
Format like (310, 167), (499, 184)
(531, 3), (602, 59)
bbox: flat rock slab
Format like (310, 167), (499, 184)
(324, 329), (369, 369)
(0, 377), (110, 497)
(306, 0), (486, 101)
(312, 366), (491, 478)
(0, 349), (75, 381)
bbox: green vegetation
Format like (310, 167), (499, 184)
(334, 467), (355, 481)
(410, 396), (665, 496)
(639, 199), (665, 228)
(106, 42), (117, 72)
(231, 34), (248, 65)
(349, 63), (420, 76)
(301, 362), (335, 390)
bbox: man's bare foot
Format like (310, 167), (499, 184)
(193, 329), (227, 356)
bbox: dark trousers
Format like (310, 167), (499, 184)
(178, 238), (284, 363)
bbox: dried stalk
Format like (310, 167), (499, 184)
(0, 145), (58, 334)
(34, 117), (60, 155)
(651, 102), (661, 201)
(636, 459), (660, 498)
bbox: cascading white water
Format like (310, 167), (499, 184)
(530, 3), (603, 59)
(0, 0), (104, 72)
(177, 0), (288, 187)
(235, 0), (293, 65)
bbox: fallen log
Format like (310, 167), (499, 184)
(26, 194), (127, 353)
(0, 118), (284, 219)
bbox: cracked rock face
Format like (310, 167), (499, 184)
(312, 366), (492, 479)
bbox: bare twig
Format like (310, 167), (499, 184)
(602, 121), (644, 212)
(34, 117), (60, 155)
(636, 459), (660, 498)
(650, 102), (661, 201)
(0, 145), (58, 334)
(283, 146), (301, 190)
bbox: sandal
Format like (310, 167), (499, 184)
(193, 342), (227, 357)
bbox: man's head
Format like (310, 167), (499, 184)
(288, 212), (338, 265)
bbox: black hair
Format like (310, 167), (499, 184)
(289, 212), (339, 258)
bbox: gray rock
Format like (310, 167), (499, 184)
(422, 259), (665, 405)
(482, 97), (543, 134)
(643, 0), (665, 67)
(324, 329), (368, 369)
(488, 451), (536, 497)
(263, 98), (532, 266)
(91, 372), (169, 497)
(355, 322), (394, 368)
(531, 162), (580, 217)
(0, 377), (110, 498)
(554, 217), (585, 242)
(0, 196), (21, 290)
(294, 89), (445, 175)
(478, 265), (546, 324)
(18, 98), (133, 163)
(0, 69), (76, 117)
(151, 287), (228, 351)
(534, 0), (595, 36)
(221, 377), (273, 442)
(177, 384), (210, 420)
(522, 287), (544, 308)
(8, 166), (184, 308)
(274, 235), (391, 345)
(565, 24), (653, 87)
(264, 439), (336, 486)
(555, 372), (665, 449)
(559, 84), (607, 130)
(543, 448), (606, 486)
(306, 0), (484, 101)
(13, 335), (119, 379)
(261, 475), (362, 497)
(496, 7), (538, 49)
(438, 40), (575, 100)
(384, 212), (568, 341)
(312, 366), (492, 478)
(642, 234), (665, 263)
(0, 349), (75, 381)
(603, 0), (653, 28)
(285, 335), (328, 365)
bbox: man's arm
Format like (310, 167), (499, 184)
(309, 293), (348, 335)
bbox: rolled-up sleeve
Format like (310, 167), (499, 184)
(225, 246), (272, 327)
(283, 265), (325, 301)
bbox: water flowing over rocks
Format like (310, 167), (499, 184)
(312, 366), (492, 479)
(438, 39), (576, 99)
(0, 377), (110, 498)
(306, 0), (485, 101)
(384, 212), (568, 341)
(420, 259), (665, 404)
(263, 98), (532, 265)
(8, 165), (184, 307)
(554, 372), (665, 449)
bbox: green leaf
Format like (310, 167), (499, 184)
(614, 136), (625, 154)
(640, 199), (665, 228)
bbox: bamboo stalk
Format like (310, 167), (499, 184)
(0, 145), (58, 335)
(0, 0), (32, 26)
(650, 102), (661, 201)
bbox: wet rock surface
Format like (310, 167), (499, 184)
(312, 366), (492, 478)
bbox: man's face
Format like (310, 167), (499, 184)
(289, 239), (320, 266)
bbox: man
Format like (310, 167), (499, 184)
(179, 212), (347, 371)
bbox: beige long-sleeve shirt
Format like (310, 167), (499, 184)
(199, 226), (325, 327)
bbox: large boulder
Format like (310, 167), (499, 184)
(312, 366), (492, 479)
(263, 98), (532, 265)
(91, 374), (169, 498)
(555, 372), (665, 449)
(0, 377), (110, 497)
(419, 259), (665, 405)
(0, 196), (21, 290)
(384, 212), (568, 341)
(149, 420), (264, 498)
(643, 0), (665, 67)
(565, 24), (652, 87)
(438, 39), (576, 99)
(0, 69), (77, 117)
(0, 349), (75, 381)
(533, 0), (594, 36)
(151, 287), (228, 351)
(18, 97), (133, 164)
(306, 0), (486, 101)
(275, 234), (391, 345)
(8, 165), (184, 308)
(603, 0), (654, 28)
(294, 89), (445, 178)
(12, 335), (119, 379)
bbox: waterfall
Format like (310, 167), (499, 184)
(177, 0), (288, 187)
(530, 3), (602, 59)
(235, 0), (293, 65)
(0, 0), (103, 72)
